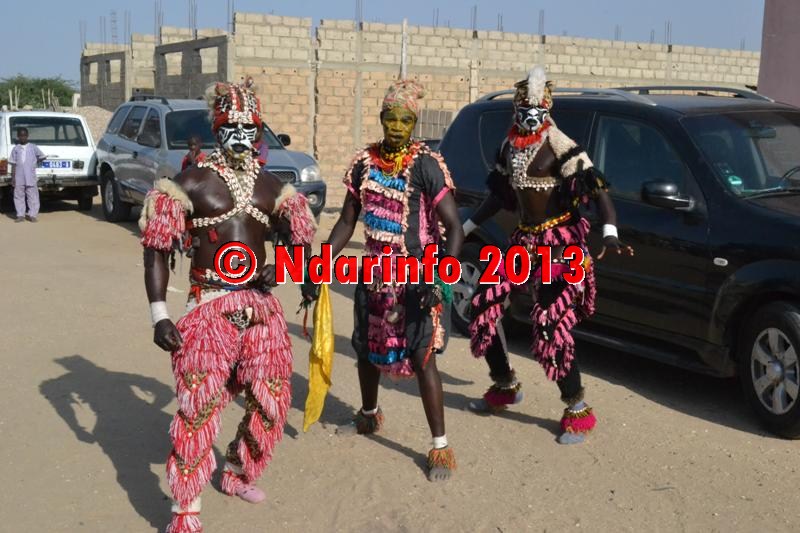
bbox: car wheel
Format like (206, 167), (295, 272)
(451, 241), (484, 336)
(101, 172), (132, 222)
(738, 301), (800, 439)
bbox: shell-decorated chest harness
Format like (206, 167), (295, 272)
(189, 150), (270, 228)
(507, 120), (559, 192)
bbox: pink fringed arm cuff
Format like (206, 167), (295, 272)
(139, 181), (192, 252)
(275, 185), (318, 247)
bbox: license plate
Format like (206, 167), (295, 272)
(41, 160), (71, 169)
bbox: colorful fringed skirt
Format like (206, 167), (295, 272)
(351, 276), (450, 379)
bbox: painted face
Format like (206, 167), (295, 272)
(381, 107), (417, 150)
(514, 103), (549, 133)
(216, 122), (258, 161)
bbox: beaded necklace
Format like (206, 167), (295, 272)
(358, 141), (423, 255)
(375, 141), (413, 177)
(189, 149), (270, 228)
(509, 122), (557, 191)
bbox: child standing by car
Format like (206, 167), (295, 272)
(9, 127), (46, 222)
(180, 136), (206, 171)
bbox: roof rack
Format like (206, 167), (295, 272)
(129, 95), (171, 105)
(617, 85), (774, 101)
(476, 87), (657, 106)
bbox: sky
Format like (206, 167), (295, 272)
(3, 0), (766, 84)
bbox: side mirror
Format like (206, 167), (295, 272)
(277, 133), (291, 147)
(642, 181), (695, 211)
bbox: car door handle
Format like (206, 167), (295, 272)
(133, 151), (138, 158)
(110, 145), (117, 153)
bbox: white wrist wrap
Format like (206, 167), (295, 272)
(432, 435), (448, 449)
(462, 219), (477, 237)
(150, 301), (170, 326)
(602, 224), (618, 239)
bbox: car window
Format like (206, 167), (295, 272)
(261, 125), (285, 150)
(592, 115), (687, 201)
(138, 109), (162, 148)
(8, 116), (88, 147)
(165, 110), (217, 150)
(118, 106), (147, 140)
(551, 109), (592, 147)
(479, 110), (513, 170)
(106, 107), (131, 135)
(682, 111), (800, 195)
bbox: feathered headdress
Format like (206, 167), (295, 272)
(382, 79), (426, 116)
(204, 77), (263, 132)
(514, 65), (554, 109)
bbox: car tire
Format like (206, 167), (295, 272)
(77, 186), (95, 211)
(738, 301), (800, 439)
(101, 172), (132, 222)
(451, 241), (485, 336)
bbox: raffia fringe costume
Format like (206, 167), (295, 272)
(343, 140), (456, 378)
(468, 115), (607, 433)
(140, 174), (315, 532)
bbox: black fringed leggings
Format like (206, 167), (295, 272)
(482, 279), (582, 400)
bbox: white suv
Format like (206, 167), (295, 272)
(0, 111), (98, 211)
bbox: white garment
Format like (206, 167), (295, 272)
(17, 144), (28, 165)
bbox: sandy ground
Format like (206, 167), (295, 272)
(1, 198), (798, 533)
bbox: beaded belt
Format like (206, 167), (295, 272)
(517, 211), (572, 234)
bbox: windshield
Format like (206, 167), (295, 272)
(682, 110), (800, 197)
(9, 116), (88, 147)
(165, 109), (285, 151)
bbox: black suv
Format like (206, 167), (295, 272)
(440, 86), (800, 438)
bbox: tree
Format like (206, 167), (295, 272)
(0, 75), (77, 109)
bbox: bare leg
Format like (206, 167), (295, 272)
(411, 348), (454, 482)
(412, 347), (445, 438)
(358, 357), (381, 411)
(337, 357), (383, 435)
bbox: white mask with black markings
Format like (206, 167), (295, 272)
(217, 123), (258, 161)
(514, 104), (549, 134)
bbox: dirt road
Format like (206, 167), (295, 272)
(2, 200), (797, 532)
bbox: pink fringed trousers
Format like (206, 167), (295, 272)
(166, 289), (293, 511)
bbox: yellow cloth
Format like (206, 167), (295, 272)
(303, 284), (334, 432)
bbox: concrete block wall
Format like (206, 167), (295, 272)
(155, 35), (232, 99)
(231, 13), (315, 167)
(81, 12), (762, 207)
(80, 34), (156, 109)
(130, 34), (156, 93)
(79, 50), (129, 111)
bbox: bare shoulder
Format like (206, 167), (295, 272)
(173, 166), (218, 197)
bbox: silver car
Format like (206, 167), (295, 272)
(94, 96), (326, 222)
